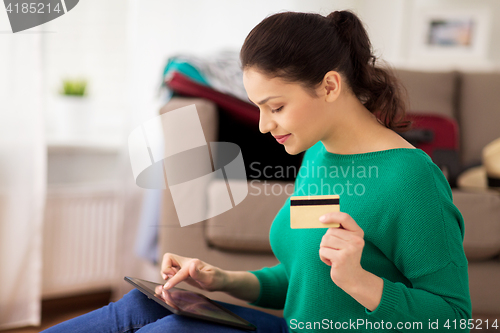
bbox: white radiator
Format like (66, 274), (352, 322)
(42, 183), (123, 298)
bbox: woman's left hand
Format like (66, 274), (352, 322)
(318, 212), (366, 291)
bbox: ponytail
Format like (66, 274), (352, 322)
(240, 10), (412, 132)
(327, 11), (411, 132)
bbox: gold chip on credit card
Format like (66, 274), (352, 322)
(290, 195), (340, 229)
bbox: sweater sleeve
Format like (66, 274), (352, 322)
(367, 158), (472, 332)
(367, 263), (471, 332)
(247, 263), (289, 309)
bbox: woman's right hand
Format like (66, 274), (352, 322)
(160, 253), (227, 292)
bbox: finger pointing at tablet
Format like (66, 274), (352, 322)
(164, 259), (195, 289)
(161, 253), (226, 293)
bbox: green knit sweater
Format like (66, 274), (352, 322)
(248, 141), (471, 332)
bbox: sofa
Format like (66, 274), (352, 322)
(156, 68), (500, 318)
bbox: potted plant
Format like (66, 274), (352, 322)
(61, 79), (87, 97)
(51, 78), (91, 140)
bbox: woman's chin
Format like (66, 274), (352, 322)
(283, 143), (303, 155)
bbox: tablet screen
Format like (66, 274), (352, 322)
(125, 276), (256, 330)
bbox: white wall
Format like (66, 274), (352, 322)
(42, 0), (129, 144)
(358, 0), (500, 70)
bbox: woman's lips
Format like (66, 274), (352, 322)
(275, 134), (291, 144)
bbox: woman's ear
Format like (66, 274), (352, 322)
(323, 71), (342, 102)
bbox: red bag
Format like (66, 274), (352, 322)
(399, 112), (461, 187)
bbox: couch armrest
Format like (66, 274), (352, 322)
(157, 97), (219, 257)
(159, 97), (219, 144)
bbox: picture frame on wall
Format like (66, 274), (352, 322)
(409, 7), (491, 67)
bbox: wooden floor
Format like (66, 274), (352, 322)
(1, 290), (112, 333)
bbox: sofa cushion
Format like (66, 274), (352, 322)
(468, 259), (500, 314)
(457, 72), (500, 167)
(393, 69), (457, 119)
(204, 179), (291, 253)
(452, 189), (500, 260)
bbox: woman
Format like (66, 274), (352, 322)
(42, 10), (471, 333)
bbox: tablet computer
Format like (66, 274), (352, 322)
(124, 276), (257, 331)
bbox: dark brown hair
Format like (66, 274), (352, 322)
(240, 10), (412, 132)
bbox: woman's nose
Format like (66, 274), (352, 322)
(259, 110), (276, 134)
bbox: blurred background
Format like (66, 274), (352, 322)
(1, 0), (500, 331)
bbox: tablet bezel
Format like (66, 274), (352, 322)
(124, 276), (257, 331)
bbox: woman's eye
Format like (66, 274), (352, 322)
(271, 106), (284, 113)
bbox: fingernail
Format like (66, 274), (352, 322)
(164, 282), (171, 289)
(319, 215), (326, 222)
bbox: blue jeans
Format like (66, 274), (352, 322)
(40, 289), (290, 333)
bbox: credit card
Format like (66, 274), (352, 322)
(290, 195), (340, 229)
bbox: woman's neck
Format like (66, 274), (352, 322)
(321, 94), (391, 155)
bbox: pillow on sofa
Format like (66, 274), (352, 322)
(393, 69), (458, 119)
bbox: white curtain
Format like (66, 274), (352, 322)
(0, 23), (46, 330)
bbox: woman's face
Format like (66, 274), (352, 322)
(243, 67), (334, 155)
